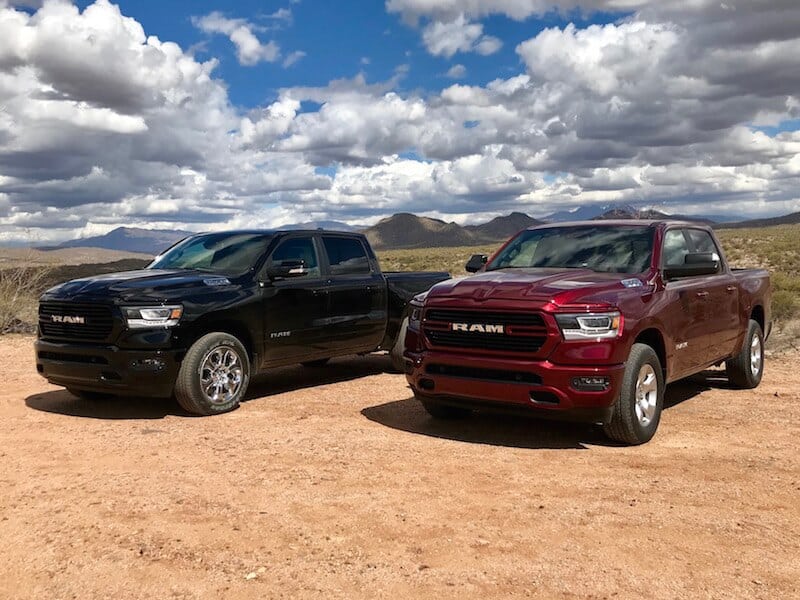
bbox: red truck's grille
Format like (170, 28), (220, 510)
(423, 308), (548, 354)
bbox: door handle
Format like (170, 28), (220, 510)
(312, 288), (329, 296)
(726, 286), (736, 293)
(696, 291), (709, 298)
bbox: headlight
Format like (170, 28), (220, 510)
(555, 311), (622, 341)
(123, 305), (183, 329)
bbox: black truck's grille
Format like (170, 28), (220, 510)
(423, 308), (548, 354)
(39, 301), (114, 342)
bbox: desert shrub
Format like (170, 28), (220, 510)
(0, 265), (50, 334)
(771, 290), (798, 322)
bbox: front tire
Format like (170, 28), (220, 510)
(603, 343), (664, 445)
(726, 319), (764, 389)
(175, 332), (250, 416)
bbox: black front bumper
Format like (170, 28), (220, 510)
(35, 339), (181, 398)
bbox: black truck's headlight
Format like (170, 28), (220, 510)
(123, 305), (183, 329)
(556, 311), (622, 341)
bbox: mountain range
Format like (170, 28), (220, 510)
(38, 207), (800, 254)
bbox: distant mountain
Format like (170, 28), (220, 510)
(546, 203), (742, 223)
(363, 213), (480, 249)
(281, 220), (356, 232)
(48, 227), (191, 255)
(716, 211), (800, 229)
(592, 207), (715, 224)
(465, 212), (542, 240)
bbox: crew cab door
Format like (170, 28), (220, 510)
(320, 235), (387, 354)
(259, 234), (329, 365)
(684, 228), (740, 362)
(660, 228), (713, 376)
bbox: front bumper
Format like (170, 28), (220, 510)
(35, 339), (181, 398)
(403, 349), (626, 423)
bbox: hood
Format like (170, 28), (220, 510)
(426, 268), (648, 306)
(43, 269), (236, 303)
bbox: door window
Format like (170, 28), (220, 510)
(663, 229), (691, 267)
(270, 237), (321, 278)
(322, 237), (371, 275)
(687, 229), (721, 262)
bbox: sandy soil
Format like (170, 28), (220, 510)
(1, 334), (798, 599)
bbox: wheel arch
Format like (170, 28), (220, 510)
(182, 317), (256, 367)
(750, 304), (765, 333)
(634, 327), (667, 380)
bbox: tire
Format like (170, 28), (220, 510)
(66, 388), (114, 401)
(389, 316), (409, 372)
(726, 319), (764, 389)
(174, 332), (250, 416)
(417, 394), (471, 420)
(301, 358), (330, 368)
(603, 343), (664, 445)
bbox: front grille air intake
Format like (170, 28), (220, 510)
(39, 301), (114, 342)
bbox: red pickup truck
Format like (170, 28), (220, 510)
(403, 221), (771, 444)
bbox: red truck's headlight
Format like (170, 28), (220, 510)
(555, 311), (622, 341)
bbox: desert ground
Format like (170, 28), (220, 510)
(1, 334), (798, 599)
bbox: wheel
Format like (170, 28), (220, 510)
(174, 332), (250, 416)
(66, 388), (114, 401)
(726, 319), (764, 389)
(301, 358), (330, 367)
(603, 343), (664, 445)
(417, 394), (471, 420)
(389, 316), (409, 372)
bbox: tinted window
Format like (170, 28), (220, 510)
(150, 233), (272, 275)
(271, 237), (321, 278)
(486, 226), (654, 274)
(663, 230), (690, 267)
(322, 236), (371, 275)
(687, 229), (719, 256)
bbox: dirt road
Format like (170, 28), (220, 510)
(1, 334), (798, 599)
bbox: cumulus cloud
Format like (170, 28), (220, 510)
(445, 63), (467, 79)
(192, 11), (280, 66)
(2, 0), (800, 243)
(420, 13), (502, 57)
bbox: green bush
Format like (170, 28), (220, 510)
(771, 290), (798, 322)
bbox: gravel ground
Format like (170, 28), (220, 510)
(1, 334), (798, 599)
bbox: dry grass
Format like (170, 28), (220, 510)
(0, 262), (51, 334)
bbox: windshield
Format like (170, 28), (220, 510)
(487, 225), (654, 274)
(149, 233), (273, 275)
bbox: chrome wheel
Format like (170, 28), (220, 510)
(199, 346), (244, 406)
(750, 335), (762, 377)
(634, 364), (658, 427)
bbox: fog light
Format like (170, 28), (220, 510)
(572, 376), (609, 391)
(130, 358), (165, 371)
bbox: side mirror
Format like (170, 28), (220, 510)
(266, 259), (307, 280)
(664, 252), (719, 280)
(466, 254), (488, 273)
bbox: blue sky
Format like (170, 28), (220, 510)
(72, 1), (622, 110)
(1, 0), (799, 243)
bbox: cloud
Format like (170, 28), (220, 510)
(192, 11), (280, 66)
(420, 13), (502, 57)
(445, 63), (467, 79)
(2, 0), (800, 243)
(282, 50), (306, 67)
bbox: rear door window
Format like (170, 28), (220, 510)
(322, 236), (371, 276)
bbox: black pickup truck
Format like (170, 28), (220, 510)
(35, 230), (449, 415)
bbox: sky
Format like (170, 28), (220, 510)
(0, 0), (799, 243)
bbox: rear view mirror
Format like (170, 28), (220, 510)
(267, 259), (307, 280)
(466, 254), (488, 273)
(664, 252), (719, 280)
